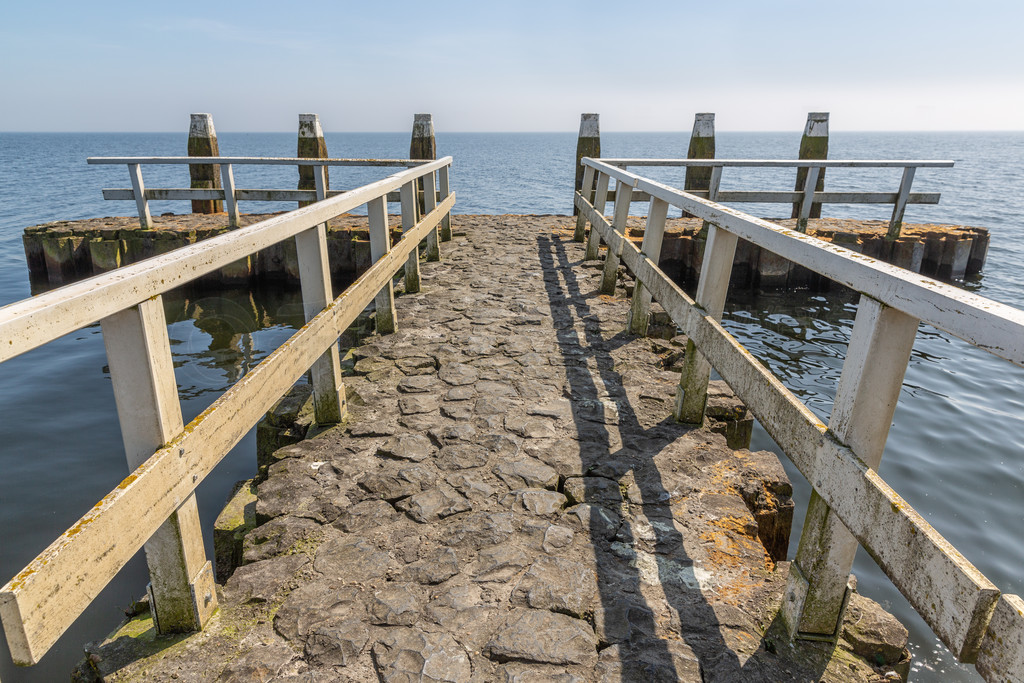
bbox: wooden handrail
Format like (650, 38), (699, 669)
(0, 158), (455, 666)
(574, 158), (1023, 680)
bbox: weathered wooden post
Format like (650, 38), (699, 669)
(600, 177), (635, 295)
(791, 112), (829, 227)
(683, 113), (715, 218)
(410, 114), (436, 214)
(573, 114), (600, 216)
(400, 181), (421, 294)
(781, 297), (919, 640)
(297, 114), (328, 208)
(187, 114), (222, 214)
(627, 197), (670, 335)
(101, 298), (217, 634)
(368, 196), (397, 333)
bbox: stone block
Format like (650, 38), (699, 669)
(213, 478), (257, 583)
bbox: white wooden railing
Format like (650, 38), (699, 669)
(0, 157), (455, 669)
(86, 156), (452, 241)
(574, 156), (1022, 681)
(576, 158), (952, 238)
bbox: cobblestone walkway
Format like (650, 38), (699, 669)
(87, 216), (908, 682)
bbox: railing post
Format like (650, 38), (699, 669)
(675, 223), (738, 423)
(128, 163), (153, 230)
(584, 172), (611, 261)
(422, 171), (440, 261)
(187, 113), (222, 214)
(368, 196), (397, 333)
(628, 197), (670, 335)
(791, 112), (829, 221)
(220, 163), (240, 228)
(298, 113), (328, 209)
(400, 181), (421, 293)
(796, 165), (821, 232)
(683, 113), (715, 218)
(100, 297), (216, 634)
(600, 178), (635, 295)
(438, 163), (453, 241)
(573, 164), (596, 242)
(573, 113), (600, 216)
(887, 166), (917, 240)
(782, 296), (919, 639)
(410, 114), (437, 213)
(294, 176), (346, 424)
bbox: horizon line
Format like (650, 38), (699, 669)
(3, 129), (1023, 135)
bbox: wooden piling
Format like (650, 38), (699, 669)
(410, 114), (436, 214)
(791, 113), (829, 222)
(187, 114), (222, 214)
(297, 114), (328, 209)
(573, 114), (600, 216)
(683, 113), (715, 218)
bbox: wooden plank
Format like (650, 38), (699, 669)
(600, 179), (634, 294)
(88, 156), (429, 167)
(787, 298), (920, 637)
(595, 190), (941, 206)
(104, 188), (411, 203)
(796, 166), (822, 231)
(0, 192), (455, 664)
(422, 172), (440, 262)
(368, 195), (397, 334)
(887, 166), (917, 239)
(220, 164), (240, 228)
(582, 158), (1024, 368)
(574, 165), (596, 242)
(127, 164), (152, 229)
(438, 165), (452, 241)
(0, 158), (453, 363)
(627, 197), (669, 335)
(976, 594), (1024, 680)
(584, 172), (611, 261)
(400, 181), (421, 294)
(593, 158), (954, 168)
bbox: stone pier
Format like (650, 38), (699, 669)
(77, 217), (910, 682)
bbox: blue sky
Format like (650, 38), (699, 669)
(2, 0), (1021, 132)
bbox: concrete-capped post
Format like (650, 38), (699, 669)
(574, 114), (600, 216)
(683, 113), (715, 218)
(410, 114), (436, 214)
(298, 114), (328, 208)
(187, 114), (222, 214)
(791, 113), (829, 224)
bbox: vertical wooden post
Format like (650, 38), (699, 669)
(573, 113), (600, 216)
(584, 172), (611, 261)
(675, 223), (738, 423)
(782, 296), (919, 639)
(187, 113), (222, 214)
(573, 164), (596, 242)
(683, 113), (715, 218)
(128, 163), (153, 230)
(400, 181), (421, 293)
(100, 297), (216, 634)
(294, 165), (345, 425)
(438, 163), (453, 241)
(791, 112), (829, 220)
(887, 166), (917, 240)
(628, 197), (670, 335)
(796, 166), (822, 232)
(220, 164), (240, 228)
(599, 179), (634, 295)
(410, 114), (437, 213)
(422, 171), (440, 261)
(298, 114), (328, 209)
(368, 196), (397, 333)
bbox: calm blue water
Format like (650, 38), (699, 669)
(0, 131), (1022, 681)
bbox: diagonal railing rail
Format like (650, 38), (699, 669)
(574, 156), (1023, 681)
(0, 157), (455, 669)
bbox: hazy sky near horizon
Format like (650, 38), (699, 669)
(2, 0), (1021, 133)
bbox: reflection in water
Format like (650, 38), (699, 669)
(162, 284), (308, 400)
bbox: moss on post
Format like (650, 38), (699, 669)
(683, 113), (715, 218)
(297, 114), (328, 208)
(791, 112), (829, 220)
(573, 113), (600, 216)
(187, 114), (222, 214)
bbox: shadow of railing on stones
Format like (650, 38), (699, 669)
(536, 232), (830, 680)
